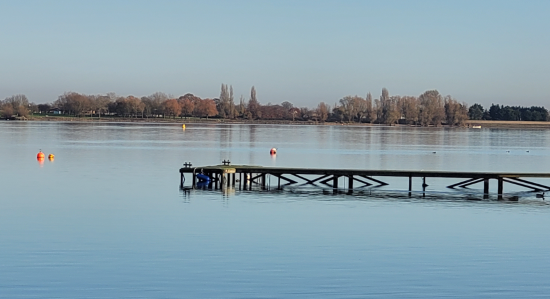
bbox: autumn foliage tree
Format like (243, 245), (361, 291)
(163, 99), (181, 118)
(195, 99), (218, 118)
(178, 94), (197, 117)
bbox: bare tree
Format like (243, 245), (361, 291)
(126, 96), (144, 117)
(3, 94), (29, 117)
(378, 88), (399, 125)
(92, 95), (112, 118)
(365, 92), (376, 123)
(281, 101), (293, 110)
(218, 84), (229, 118)
(217, 84), (236, 119)
(237, 95), (247, 118)
(399, 96), (419, 125)
(418, 90), (445, 126)
(444, 96), (468, 126)
(316, 102), (330, 122)
(229, 85), (236, 118)
(354, 96), (367, 123)
(339, 96), (359, 122)
(148, 92), (168, 117)
(55, 92), (90, 116)
(1, 102), (14, 118)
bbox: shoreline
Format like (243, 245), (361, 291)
(7, 116), (550, 129)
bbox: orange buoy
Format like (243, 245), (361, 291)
(270, 148), (277, 155)
(48, 154), (55, 161)
(37, 151), (45, 159)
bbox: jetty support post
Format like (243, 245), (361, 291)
(484, 178), (489, 199)
(238, 173), (242, 190)
(498, 177), (504, 200)
(422, 177), (427, 197)
(408, 175), (412, 197)
(261, 174), (266, 189)
(333, 175), (339, 194)
(347, 175), (354, 195)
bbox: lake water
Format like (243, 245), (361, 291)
(2, 121), (550, 298)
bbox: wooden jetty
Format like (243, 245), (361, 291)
(179, 161), (550, 199)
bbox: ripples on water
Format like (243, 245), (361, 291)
(2, 122), (550, 298)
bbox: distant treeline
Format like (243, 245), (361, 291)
(1, 85), (548, 125)
(468, 103), (548, 121)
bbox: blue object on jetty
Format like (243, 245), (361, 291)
(196, 173), (211, 182)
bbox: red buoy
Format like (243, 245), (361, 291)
(270, 148), (277, 155)
(37, 151), (45, 159)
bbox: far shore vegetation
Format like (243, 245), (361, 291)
(1, 85), (548, 126)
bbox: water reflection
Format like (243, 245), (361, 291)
(179, 181), (550, 207)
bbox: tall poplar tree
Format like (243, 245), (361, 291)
(248, 86), (260, 119)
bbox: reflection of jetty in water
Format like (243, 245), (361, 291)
(180, 162), (550, 200)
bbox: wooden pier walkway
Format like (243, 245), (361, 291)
(179, 162), (550, 199)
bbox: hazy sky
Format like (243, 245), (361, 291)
(1, 0), (549, 107)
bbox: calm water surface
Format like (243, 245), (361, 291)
(1, 122), (550, 298)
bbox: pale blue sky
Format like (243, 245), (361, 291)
(1, 0), (548, 107)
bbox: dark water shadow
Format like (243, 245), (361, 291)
(179, 183), (550, 209)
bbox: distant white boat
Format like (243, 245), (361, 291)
(472, 125), (481, 129)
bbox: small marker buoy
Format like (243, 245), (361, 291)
(270, 148), (277, 155)
(48, 154), (55, 160)
(37, 151), (45, 159)
(182, 124), (186, 129)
